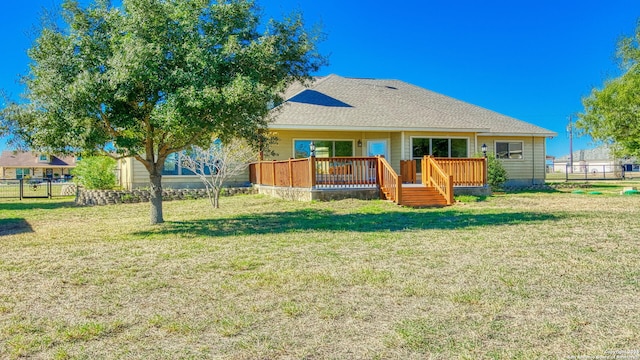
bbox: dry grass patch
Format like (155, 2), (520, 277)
(0, 191), (639, 358)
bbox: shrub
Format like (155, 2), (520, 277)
(487, 154), (508, 190)
(72, 156), (117, 190)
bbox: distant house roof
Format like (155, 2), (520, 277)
(0, 151), (77, 168)
(555, 145), (619, 163)
(271, 74), (557, 137)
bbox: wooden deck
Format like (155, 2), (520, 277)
(249, 156), (486, 207)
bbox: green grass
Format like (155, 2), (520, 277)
(0, 192), (639, 359)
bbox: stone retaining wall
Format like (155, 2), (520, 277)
(76, 187), (257, 206)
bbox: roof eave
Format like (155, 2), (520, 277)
(477, 132), (557, 138)
(269, 124), (492, 133)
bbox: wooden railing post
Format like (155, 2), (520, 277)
(396, 175), (402, 205)
(377, 156), (384, 198)
(447, 174), (454, 205)
(309, 156), (316, 188)
(288, 158), (294, 187)
(272, 160), (276, 186)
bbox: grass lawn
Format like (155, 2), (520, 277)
(0, 189), (639, 359)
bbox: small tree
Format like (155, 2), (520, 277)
(71, 156), (117, 189)
(486, 153), (508, 191)
(180, 139), (257, 208)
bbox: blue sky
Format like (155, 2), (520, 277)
(2, 0), (640, 157)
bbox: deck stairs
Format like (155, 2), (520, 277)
(381, 183), (449, 207)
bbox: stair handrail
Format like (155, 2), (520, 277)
(377, 156), (402, 204)
(422, 156), (454, 205)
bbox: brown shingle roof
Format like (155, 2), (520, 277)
(0, 151), (77, 168)
(272, 74), (556, 136)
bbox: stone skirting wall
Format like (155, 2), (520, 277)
(255, 185), (380, 202)
(453, 186), (493, 197)
(76, 187), (257, 206)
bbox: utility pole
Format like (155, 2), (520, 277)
(567, 116), (574, 173)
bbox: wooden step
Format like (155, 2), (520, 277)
(399, 186), (448, 207)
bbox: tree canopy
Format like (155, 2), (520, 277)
(578, 22), (640, 158)
(1, 0), (325, 223)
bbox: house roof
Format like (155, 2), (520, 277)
(0, 151), (77, 168)
(272, 74), (557, 137)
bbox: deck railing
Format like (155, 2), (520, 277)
(249, 158), (313, 187)
(434, 157), (486, 187)
(422, 156), (454, 205)
(314, 157), (378, 188)
(378, 156), (402, 203)
(249, 157), (379, 189)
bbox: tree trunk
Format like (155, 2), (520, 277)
(149, 171), (164, 224)
(213, 189), (220, 209)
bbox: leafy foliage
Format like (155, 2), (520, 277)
(71, 156), (117, 190)
(487, 154), (508, 190)
(0, 0), (325, 223)
(578, 22), (640, 158)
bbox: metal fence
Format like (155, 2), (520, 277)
(565, 164), (622, 181)
(0, 178), (77, 199)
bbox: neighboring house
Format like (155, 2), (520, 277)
(553, 145), (637, 175)
(119, 74), (556, 189)
(0, 151), (78, 179)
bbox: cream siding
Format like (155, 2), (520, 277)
(118, 156), (250, 190)
(478, 136), (547, 186)
(1, 168), (16, 178)
(389, 132), (402, 173)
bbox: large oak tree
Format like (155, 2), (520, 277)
(578, 22), (640, 158)
(1, 0), (324, 224)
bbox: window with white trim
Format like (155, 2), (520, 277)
(16, 168), (30, 179)
(495, 141), (523, 159)
(411, 138), (468, 173)
(294, 140), (354, 158)
(162, 152), (214, 175)
(411, 138), (468, 158)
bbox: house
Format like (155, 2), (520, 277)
(0, 151), (78, 180)
(265, 75), (556, 187)
(119, 74), (556, 192)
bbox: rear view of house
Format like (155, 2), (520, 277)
(266, 75), (556, 188)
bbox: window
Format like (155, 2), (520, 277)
(162, 153), (180, 175)
(411, 138), (468, 173)
(496, 141), (523, 159)
(162, 151), (215, 176)
(294, 140), (354, 158)
(38, 154), (49, 162)
(411, 138), (468, 159)
(16, 168), (30, 179)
